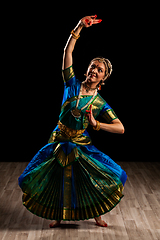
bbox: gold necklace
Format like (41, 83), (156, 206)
(71, 83), (97, 118)
(84, 82), (97, 92)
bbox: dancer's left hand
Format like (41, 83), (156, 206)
(85, 105), (97, 127)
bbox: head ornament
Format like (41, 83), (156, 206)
(89, 57), (113, 81)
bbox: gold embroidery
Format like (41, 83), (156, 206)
(62, 66), (75, 82)
(58, 121), (85, 137)
(63, 165), (72, 220)
(48, 130), (91, 146)
(102, 109), (118, 123)
(48, 121), (91, 146)
(87, 94), (106, 119)
(54, 143), (79, 167)
(61, 95), (92, 112)
(22, 184), (124, 221)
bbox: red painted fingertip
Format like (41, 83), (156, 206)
(98, 19), (102, 23)
(95, 15), (97, 18)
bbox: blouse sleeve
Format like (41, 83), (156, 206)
(100, 102), (118, 123)
(62, 65), (77, 86)
(61, 65), (81, 105)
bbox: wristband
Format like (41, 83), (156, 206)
(93, 120), (100, 131)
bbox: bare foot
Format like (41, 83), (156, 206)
(49, 220), (61, 228)
(94, 216), (108, 227)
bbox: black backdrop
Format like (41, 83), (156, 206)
(4, 3), (157, 162)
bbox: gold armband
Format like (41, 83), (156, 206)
(71, 29), (80, 40)
(93, 121), (101, 131)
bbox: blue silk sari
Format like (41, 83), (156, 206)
(18, 66), (127, 221)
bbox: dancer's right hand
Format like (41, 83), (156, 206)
(80, 15), (102, 28)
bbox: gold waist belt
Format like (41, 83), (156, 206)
(58, 121), (85, 138)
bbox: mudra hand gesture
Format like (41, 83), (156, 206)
(85, 105), (97, 127)
(80, 15), (102, 28)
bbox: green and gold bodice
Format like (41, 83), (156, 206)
(59, 65), (117, 131)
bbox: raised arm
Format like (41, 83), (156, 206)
(62, 15), (102, 70)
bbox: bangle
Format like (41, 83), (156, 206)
(71, 29), (80, 40)
(93, 121), (101, 131)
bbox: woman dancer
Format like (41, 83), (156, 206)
(18, 15), (127, 228)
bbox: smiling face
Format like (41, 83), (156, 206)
(86, 60), (106, 86)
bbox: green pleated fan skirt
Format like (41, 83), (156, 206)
(20, 147), (124, 221)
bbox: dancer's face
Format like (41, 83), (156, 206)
(86, 60), (105, 84)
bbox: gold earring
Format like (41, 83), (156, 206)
(100, 80), (105, 85)
(101, 81), (105, 85)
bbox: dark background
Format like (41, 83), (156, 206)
(3, 3), (158, 162)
